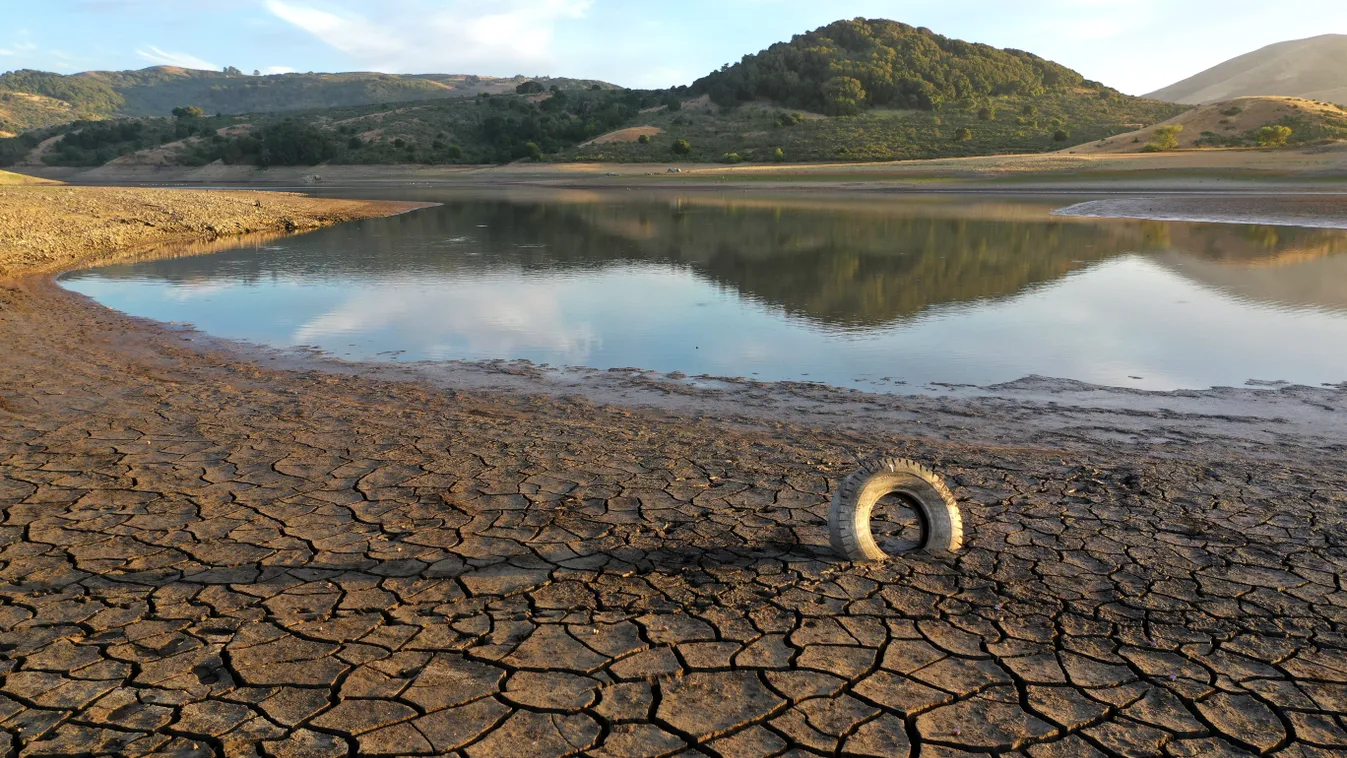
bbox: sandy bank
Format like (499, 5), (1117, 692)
(0, 184), (429, 277)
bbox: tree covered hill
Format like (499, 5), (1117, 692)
(0, 66), (616, 133)
(692, 18), (1097, 114)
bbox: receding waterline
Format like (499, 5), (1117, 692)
(59, 191), (1347, 392)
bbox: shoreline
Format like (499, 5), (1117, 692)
(3, 184), (1346, 757)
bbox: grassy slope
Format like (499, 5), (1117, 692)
(2, 87), (1188, 169)
(561, 92), (1182, 163)
(1069, 96), (1347, 154)
(0, 169), (56, 185)
(0, 66), (617, 132)
(1145, 34), (1347, 104)
(0, 91), (79, 134)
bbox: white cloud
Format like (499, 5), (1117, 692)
(261, 65), (296, 75)
(292, 276), (599, 362)
(264, 0), (592, 74)
(0, 32), (38, 57)
(135, 45), (219, 70)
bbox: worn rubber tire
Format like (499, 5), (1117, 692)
(829, 458), (963, 561)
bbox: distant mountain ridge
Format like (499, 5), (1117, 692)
(1145, 35), (1347, 104)
(0, 66), (615, 133)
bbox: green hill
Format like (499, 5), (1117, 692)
(0, 18), (1187, 167)
(0, 66), (616, 133)
(691, 18), (1093, 114)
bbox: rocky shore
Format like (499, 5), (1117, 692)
(1, 186), (1345, 757)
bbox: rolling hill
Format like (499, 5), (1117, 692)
(1145, 35), (1347, 105)
(1, 18), (1186, 168)
(0, 66), (615, 133)
(1065, 97), (1347, 154)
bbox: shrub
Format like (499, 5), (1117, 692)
(956, 127), (973, 142)
(254, 121), (336, 167)
(772, 147), (785, 162)
(1222, 106), (1242, 117)
(1257, 124), (1292, 147)
(822, 76), (866, 116)
(664, 97), (682, 112)
(977, 106), (995, 121)
(671, 139), (691, 155)
(1053, 128), (1070, 142)
(720, 152), (743, 163)
(446, 145), (463, 160)
(347, 136), (363, 149)
(172, 106), (204, 119)
(515, 81), (545, 95)
(637, 134), (651, 144)
(1142, 124), (1183, 152)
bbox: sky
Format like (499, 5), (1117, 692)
(3, 0), (1346, 95)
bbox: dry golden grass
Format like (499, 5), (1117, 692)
(1068, 96), (1347, 154)
(582, 126), (665, 145)
(0, 170), (56, 186)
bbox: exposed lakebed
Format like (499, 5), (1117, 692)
(61, 189), (1347, 392)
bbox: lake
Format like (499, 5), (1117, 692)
(60, 189), (1347, 392)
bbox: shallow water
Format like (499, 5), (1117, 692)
(61, 190), (1347, 391)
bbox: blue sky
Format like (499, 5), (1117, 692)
(3, 1), (1346, 95)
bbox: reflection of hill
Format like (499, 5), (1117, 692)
(1154, 250), (1347, 313)
(74, 194), (1347, 328)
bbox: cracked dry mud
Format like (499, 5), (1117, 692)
(4, 278), (1347, 755)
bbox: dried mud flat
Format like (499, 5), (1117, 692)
(2, 189), (1347, 758)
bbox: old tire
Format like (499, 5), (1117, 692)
(829, 458), (963, 561)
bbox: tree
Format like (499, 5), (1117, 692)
(347, 136), (363, 149)
(515, 80), (545, 95)
(822, 76), (866, 116)
(664, 96), (682, 112)
(637, 134), (651, 144)
(223, 66), (243, 76)
(254, 121), (335, 167)
(1143, 124), (1182, 152)
(172, 106), (204, 119)
(1053, 128), (1070, 142)
(772, 147), (786, 162)
(446, 145), (464, 160)
(1021, 104), (1038, 116)
(671, 139), (691, 155)
(978, 106), (995, 121)
(1256, 125), (1292, 147)
(956, 127), (973, 142)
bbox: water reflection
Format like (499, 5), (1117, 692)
(60, 191), (1347, 390)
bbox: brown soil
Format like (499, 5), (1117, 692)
(0, 187), (1345, 756)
